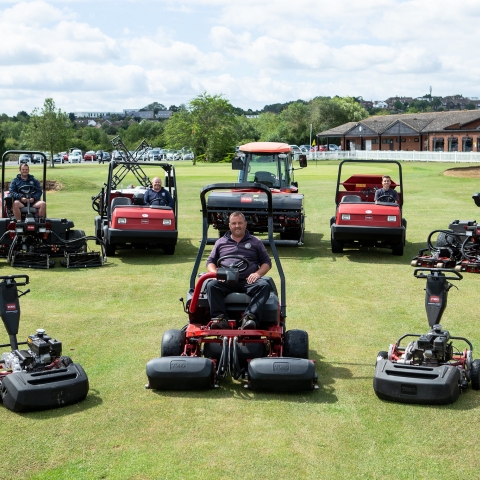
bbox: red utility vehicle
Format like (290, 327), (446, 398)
(92, 137), (178, 256)
(330, 160), (406, 255)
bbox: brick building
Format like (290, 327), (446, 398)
(317, 111), (480, 152)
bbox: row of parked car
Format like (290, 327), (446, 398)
(290, 144), (341, 154)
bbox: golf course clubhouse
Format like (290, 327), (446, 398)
(318, 111), (480, 153)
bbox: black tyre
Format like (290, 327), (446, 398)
(105, 241), (116, 256)
(163, 244), (175, 255)
(376, 351), (388, 365)
(392, 242), (404, 256)
(60, 356), (73, 367)
(471, 359), (480, 390)
(69, 229), (86, 251)
(283, 329), (309, 359)
(436, 231), (459, 248)
(161, 329), (186, 357)
(331, 234), (343, 253)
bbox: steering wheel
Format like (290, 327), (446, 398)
(148, 197), (167, 206)
(217, 255), (250, 273)
(376, 194), (396, 203)
(18, 185), (38, 202)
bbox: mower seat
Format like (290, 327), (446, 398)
(341, 195), (362, 203)
(20, 206), (38, 217)
(254, 171), (276, 187)
(111, 197), (132, 210)
(132, 193), (145, 206)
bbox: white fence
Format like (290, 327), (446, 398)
(300, 150), (480, 163)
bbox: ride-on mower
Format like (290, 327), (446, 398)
(411, 193), (480, 273)
(0, 275), (89, 412)
(373, 268), (480, 405)
(92, 137), (178, 256)
(146, 183), (317, 392)
(206, 142), (307, 246)
(330, 160), (406, 255)
(0, 151), (104, 268)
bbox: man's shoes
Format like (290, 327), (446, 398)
(210, 315), (230, 330)
(239, 314), (257, 330)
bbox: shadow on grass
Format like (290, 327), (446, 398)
(15, 388), (103, 419)
(148, 349), (347, 404)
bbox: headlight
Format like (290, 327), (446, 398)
(118, 218), (127, 224)
(387, 216), (397, 222)
(163, 219), (172, 226)
(341, 214), (350, 220)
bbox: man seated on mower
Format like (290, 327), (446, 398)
(374, 175), (399, 204)
(206, 211), (272, 330)
(10, 164), (46, 220)
(143, 177), (174, 208)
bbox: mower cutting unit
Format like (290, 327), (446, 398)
(0, 151), (103, 268)
(92, 137), (178, 256)
(206, 142), (307, 246)
(373, 268), (480, 405)
(0, 275), (89, 412)
(330, 160), (406, 255)
(411, 193), (480, 273)
(146, 183), (317, 392)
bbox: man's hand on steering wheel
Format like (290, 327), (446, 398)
(376, 194), (396, 203)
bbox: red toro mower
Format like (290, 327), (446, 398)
(0, 275), (89, 412)
(92, 137), (178, 256)
(330, 160), (406, 255)
(146, 183), (317, 392)
(0, 151), (104, 268)
(411, 193), (480, 273)
(373, 268), (480, 405)
(206, 142), (307, 246)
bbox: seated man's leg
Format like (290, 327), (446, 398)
(12, 200), (23, 220)
(206, 280), (235, 319)
(242, 278), (270, 325)
(33, 200), (46, 218)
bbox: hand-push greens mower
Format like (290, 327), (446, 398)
(373, 268), (480, 405)
(0, 275), (89, 412)
(146, 183), (317, 392)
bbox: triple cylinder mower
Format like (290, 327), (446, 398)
(373, 268), (480, 405)
(330, 160), (406, 255)
(411, 193), (480, 273)
(146, 183), (317, 392)
(206, 142), (307, 246)
(0, 151), (104, 268)
(0, 275), (89, 412)
(92, 137), (178, 256)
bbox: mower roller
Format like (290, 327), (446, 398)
(0, 151), (104, 268)
(373, 268), (480, 405)
(0, 275), (89, 412)
(146, 183), (317, 392)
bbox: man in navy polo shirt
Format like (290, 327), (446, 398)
(374, 175), (399, 204)
(206, 211), (272, 330)
(143, 177), (174, 208)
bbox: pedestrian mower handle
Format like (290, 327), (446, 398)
(413, 268), (462, 281)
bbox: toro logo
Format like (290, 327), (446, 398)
(240, 196), (253, 203)
(170, 360), (187, 370)
(6, 303), (17, 311)
(142, 214), (149, 218)
(429, 295), (440, 304)
(273, 362), (290, 372)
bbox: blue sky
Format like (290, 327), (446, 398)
(0, 0), (479, 115)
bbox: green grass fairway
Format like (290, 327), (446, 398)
(2, 160), (480, 479)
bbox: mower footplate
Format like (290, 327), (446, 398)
(373, 359), (461, 405)
(146, 356), (215, 390)
(1, 363), (89, 412)
(247, 357), (317, 392)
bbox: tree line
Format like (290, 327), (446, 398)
(0, 94), (369, 166)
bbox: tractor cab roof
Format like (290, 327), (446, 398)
(239, 142), (291, 154)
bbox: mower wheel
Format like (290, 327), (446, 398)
(69, 230), (86, 251)
(331, 234), (343, 253)
(105, 241), (116, 256)
(161, 329), (186, 357)
(436, 231), (458, 248)
(376, 351), (388, 365)
(60, 356), (73, 367)
(284, 329), (309, 359)
(392, 242), (404, 256)
(471, 359), (480, 390)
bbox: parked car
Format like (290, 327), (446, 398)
(148, 148), (163, 161)
(32, 154), (44, 164)
(68, 150), (83, 163)
(182, 151), (194, 160)
(59, 151), (68, 161)
(299, 145), (311, 153)
(101, 151), (111, 162)
(84, 150), (97, 161)
(289, 145), (301, 155)
(53, 154), (64, 163)
(318, 145), (328, 152)
(166, 149), (181, 161)
(329, 144), (340, 151)
(18, 153), (33, 164)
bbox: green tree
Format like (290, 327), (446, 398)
(24, 98), (71, 168)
